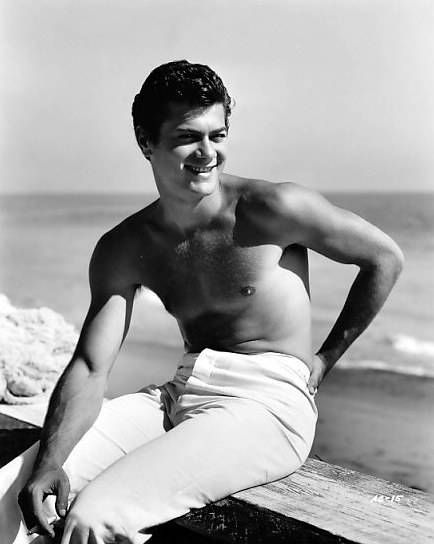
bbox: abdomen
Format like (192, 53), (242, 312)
(180, 266), (313, 367)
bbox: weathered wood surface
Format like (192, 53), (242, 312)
(176, 459), (434, 543)
(1, 414), (433, 543)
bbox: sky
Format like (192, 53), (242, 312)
(1, 0), (433, 194)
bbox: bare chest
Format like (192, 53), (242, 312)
(149, 228), (281, 317)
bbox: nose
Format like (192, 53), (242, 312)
(195, 137), (215, 161)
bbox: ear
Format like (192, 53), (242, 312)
(135, 126), (153, 160)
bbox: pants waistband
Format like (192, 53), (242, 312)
(179, 348), (311, 384)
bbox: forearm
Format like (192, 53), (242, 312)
(34, 358), (106, 470)
(317, 253), (403, 371)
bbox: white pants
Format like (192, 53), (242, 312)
(0, 348), (318, 543)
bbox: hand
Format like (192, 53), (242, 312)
(60, 507), (137, 544)
(60, 493), (149, 544)
(307, 354), (329, 395)
(18, 465), (70, 538)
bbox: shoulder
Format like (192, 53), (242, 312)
(90, 199), (158, 290)
(227, 175), (333, 231)
(94, 198), (158, 256)
(224, 174), (325, 211)
(226, 175), (353, 247)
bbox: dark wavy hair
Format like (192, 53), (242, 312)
(132, 60), (232, 144)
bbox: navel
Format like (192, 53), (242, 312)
(240, 285), (256, 296)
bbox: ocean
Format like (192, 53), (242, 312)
(1, 191), (433, 390)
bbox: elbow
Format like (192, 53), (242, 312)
(368, 243), (404, 280)
(69, 350), (109, 383)
(393, 245), (405, 276)
(386, 239), (405, 278)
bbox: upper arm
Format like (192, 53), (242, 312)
(74, 232), (138, 376)
(272, 183), (404, 269)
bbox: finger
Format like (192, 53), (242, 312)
(307, 376), (319, 395)
(60, 520), (75, 544)
(31, 488), (55, 537)
(62, 518), (93, 544)
(55, 475), (71, 518)
(18, 489), (39, 532)
(88, 529), (105, 544)
(71, 527), (90, 544)
(53, 517), (66, 541)
(308, 384), (318, 395)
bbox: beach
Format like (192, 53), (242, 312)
(1, 191), (433, 494)
(312, 369), (434, 493)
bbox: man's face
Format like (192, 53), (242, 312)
(145, 102), (228, 198)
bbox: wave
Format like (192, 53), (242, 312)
(335, 333), (434, 378)
(336, 358), (434, 379)
(387, 333), (434, 358)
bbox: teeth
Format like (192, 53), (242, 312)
(187, 165), (215, 173)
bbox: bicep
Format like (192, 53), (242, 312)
(75, 293), (134, 375)
(282, 186), (402, 268)
(74, 235), (137, 375)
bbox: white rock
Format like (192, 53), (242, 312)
(0, 295), (79, 404)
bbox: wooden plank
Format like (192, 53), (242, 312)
(175, 458), (434, 543)
(175, 496), (356, 543)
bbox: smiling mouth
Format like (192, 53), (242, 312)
(184, 164), (216, 175)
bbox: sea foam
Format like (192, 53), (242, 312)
(337, 358), (434, 379)
(388, 333), (434, 358)
(336, 332), (434, 378)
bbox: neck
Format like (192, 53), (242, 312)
(157, 183), (226, 234)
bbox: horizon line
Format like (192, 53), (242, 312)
(1, 188), (434, 197)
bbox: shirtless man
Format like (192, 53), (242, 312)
(11, 60), (403, 543)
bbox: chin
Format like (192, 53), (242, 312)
(188, 176), (219, 195)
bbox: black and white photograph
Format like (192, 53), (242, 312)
(1, 1), (433, 542)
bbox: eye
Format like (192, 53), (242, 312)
(179, 133), (195, 140)
(212, 133), (227, 142)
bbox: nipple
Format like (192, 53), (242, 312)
(240, 285), (256, 296)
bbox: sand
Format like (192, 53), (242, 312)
(311, 368), (434, 493)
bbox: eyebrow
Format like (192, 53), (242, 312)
(175, 127), (227, 134)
